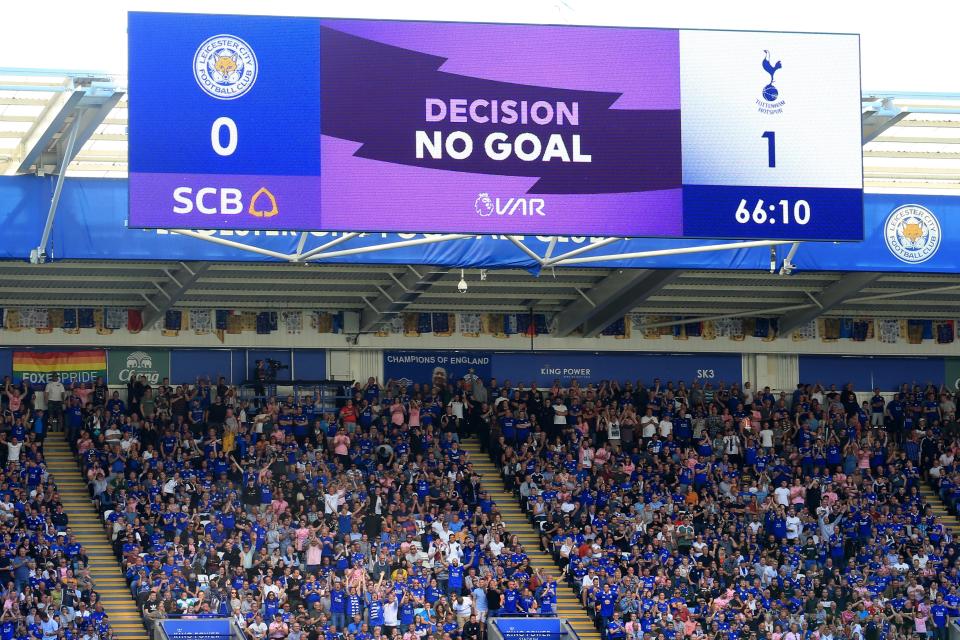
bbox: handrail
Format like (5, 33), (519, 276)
(488, 618), (506, 640)
(153, 617), (170, 640)
(561, 619), (581, 640)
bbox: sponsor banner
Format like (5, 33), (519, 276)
(160, 619), (231, 640)
(493, 352), (742, 387)
(383, 351), (492, 389)
(108, 348), (170, 385)
(494, 618), (562, 640)
(13, 350), (107, 386)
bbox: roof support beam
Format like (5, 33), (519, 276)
(555, 269), (681, 338)
(31, 116), (80, 263)
(777, 272), (883, 335)
(861, 98), (909, 144)
(16, 83), (124, 175)
(141, 262), (209, 328)
(360, 267), (446, 331)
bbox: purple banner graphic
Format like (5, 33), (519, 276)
(320, 25), (681, 194)
(130, 174), (321, 230)
(315, 23), (681, 235)
(320, 137), (682, 236)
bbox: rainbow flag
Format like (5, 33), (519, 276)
(13, 350), (107, 386)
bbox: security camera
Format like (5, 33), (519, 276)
(458, 269), (468, 293)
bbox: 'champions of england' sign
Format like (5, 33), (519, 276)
(383, 351), (492, 388)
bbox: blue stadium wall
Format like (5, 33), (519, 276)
(0, 176), (956, 272)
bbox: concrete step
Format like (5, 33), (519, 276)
(44, 437), (144, 635)
(462, 439), (598, 631)
(918, 486), (960, 534)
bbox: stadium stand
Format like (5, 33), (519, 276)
(34, 371), (960, 640)
(3, 13), (960, 640)
(0, 387), (123, 640)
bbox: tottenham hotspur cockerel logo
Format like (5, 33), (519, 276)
(757, 50), (785, 114)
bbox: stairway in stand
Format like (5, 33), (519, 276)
(920, 482), (960, 536)
(463, 439), (601, 640)
(45, 438), (148, 640)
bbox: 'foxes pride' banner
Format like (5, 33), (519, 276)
(13, 350), (107, 386)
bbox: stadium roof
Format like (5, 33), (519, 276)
(3, 261), (960, 337)
(2, 68), (960, 334)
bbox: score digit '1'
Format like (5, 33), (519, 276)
(762, 131), (775, 168)
(211, 117), (238, 157)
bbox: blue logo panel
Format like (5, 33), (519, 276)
(128, 12), (320, 176)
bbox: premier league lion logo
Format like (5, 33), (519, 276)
(474, 192), (494, 217)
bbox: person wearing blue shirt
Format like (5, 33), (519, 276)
(441, 617), (459, 638)
(368, 596), (385, 629)
(471, 583), (488, 621)
(502, 583), (520, 614)
(425, 579), (443, 604)
(346, 588), (364, 619)
(363, 378), (381, 402)
(399, 594), (416, 631)
(500, 412), (517, 444)
(30, 411), (45, 442)
(606, 613), (626, 640)
(0, 615), (14, 640)
(597, 583), (617, 629)
(537, 579), (557, 615)
(517, 589), (537, 614)
(868, 388), (885, 426)
(106, 392), (126, 419)
(515, 411), (531, 445)
(448, 560), (464, 594)
(347, 614), (364, 634)
(770, 511), (787, 540)
(330, 582), (347, 630)
(931, 596), (949, 640)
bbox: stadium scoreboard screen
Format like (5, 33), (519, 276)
(128, 12), (863, 240)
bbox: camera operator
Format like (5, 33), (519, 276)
(253, 360), (267, 398)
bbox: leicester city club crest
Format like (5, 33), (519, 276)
(884, 204), (942, 264)
(193, 34), (258, 100)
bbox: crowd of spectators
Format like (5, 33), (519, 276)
(485, 379), (960, 640)
(69, 374), (560, 640)
(0, 374), (115, 640)
(43, 368), (960, 640)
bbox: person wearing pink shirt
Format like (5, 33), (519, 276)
(333, 428), (351, 467)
